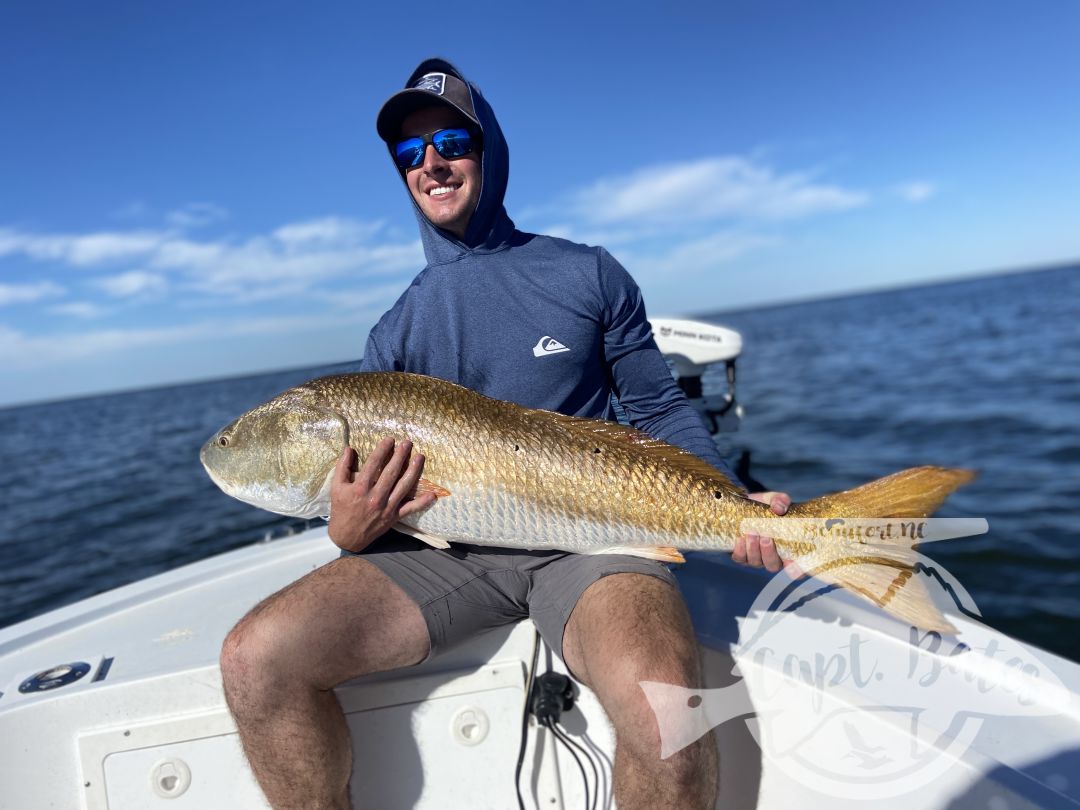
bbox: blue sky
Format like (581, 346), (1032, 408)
(1, 0), (1078, 406)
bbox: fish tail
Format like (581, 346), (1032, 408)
(783, 466), (976, 633)
(787, 466), (976, 521)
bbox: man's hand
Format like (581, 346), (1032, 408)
(327, 438), (437, 553)
(732, 491), (803, 578)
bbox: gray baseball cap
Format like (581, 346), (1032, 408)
(376, 58), (480, 142)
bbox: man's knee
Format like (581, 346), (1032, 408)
(219, 590), (327, 693)
(565, 573), (705, 756)
(219, 559), (430, 698)
(220, 607), (285, 694)
(605, 657), (697, 734)
(567, 573), (701, 687)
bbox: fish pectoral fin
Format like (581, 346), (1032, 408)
(591, 546), (686, 564)
(415, 479), (451, 498)
(394, 523), (452, 550)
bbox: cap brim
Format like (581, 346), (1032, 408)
(380, 89), (477, 141)
(376, 89), (479, 143)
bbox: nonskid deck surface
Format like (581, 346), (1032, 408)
(0, 528), (1077, 809)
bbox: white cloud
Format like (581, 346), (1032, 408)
(273, 216), (383, 248)
(893, 181), (938, 203)
(542, 155), (868, 228)
(0, 218), (424, 305)
(151, 238), (225, 269)
(0, 281), (65, 306)
(629, 231), (776, 281)
(66, 232), (167, 265)
(50, 301), (109, 319)
(0, 313), (358, 367)
(0, 227), (168, 266)
(169, 235), (422, 302)
(166, 202), (229, 229)
(95, 270), (168, 298)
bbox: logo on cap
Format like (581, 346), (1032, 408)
(413, 73), (446, 95)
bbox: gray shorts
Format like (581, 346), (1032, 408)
(341, 530), (678, 662)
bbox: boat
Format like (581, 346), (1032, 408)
(1, 319), (1077, 809)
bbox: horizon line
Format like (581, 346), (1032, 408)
(2, 257), (1075, 411)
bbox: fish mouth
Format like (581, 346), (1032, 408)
(199, 438), (226, 487)
(202, 459), (336, 519)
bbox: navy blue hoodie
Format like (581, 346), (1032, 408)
(361, 59), (735, 480)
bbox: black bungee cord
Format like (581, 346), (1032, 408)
(514, 631), (603, 810)
(546, 715), (599, 810)
(515, 630), (542, 810)
(544, 716), (592, 810)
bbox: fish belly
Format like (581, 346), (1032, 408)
(399, 484), (736, 554)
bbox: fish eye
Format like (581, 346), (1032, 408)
(217, 435), (230, 448)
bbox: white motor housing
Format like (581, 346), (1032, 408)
(650, 318), (743, 378)
(650, 318), (744, 433)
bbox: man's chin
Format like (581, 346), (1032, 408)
(426, 211), (468, 235)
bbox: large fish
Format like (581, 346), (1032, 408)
(200, 372), (974, 632)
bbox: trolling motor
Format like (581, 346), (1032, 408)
(651, 318), (744, 434)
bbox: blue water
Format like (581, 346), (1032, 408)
(1, 264), (1077, 662)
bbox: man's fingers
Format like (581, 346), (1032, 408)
(334, 447), (358, 484)
(732, 535), (747, 564)
(759, 537), (783, 573)
(358, 437), (396, 489)
(385, 447), (426, 507)
(398, 491), (437, 520)
(372, 440), (413, 500)
(747, 491), (791, 515)
(744, 534), (764, 568)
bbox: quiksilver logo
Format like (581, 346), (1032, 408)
(533, 336), (570, 357)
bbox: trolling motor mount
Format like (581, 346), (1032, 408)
(651, 318), (744, 433)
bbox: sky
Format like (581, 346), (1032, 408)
(1, 0), (1078, 407)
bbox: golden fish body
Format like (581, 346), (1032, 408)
(201, 372), (974, 631)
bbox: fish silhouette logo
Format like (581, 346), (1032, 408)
(640, 552), (1075, 799)
(532, 336), (570, 357)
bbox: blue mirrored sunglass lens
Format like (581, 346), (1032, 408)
(393, 137), (426, 168)
(432, 128), (473, 158)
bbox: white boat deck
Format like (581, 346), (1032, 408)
(1, 527), (1077, 809)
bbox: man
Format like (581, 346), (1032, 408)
(220, 58), (792, 810)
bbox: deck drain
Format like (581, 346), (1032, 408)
(151, 759), (192, 798)
(450, 706), (490, 746)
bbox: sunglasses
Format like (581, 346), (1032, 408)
(393, 127), (478, 170)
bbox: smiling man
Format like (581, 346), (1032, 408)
(219, 58), (791, 810)
(398, 107), (481, 237)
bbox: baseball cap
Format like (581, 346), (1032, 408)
(376, 58), (480, 143)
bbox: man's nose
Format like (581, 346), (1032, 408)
(421, 144), (449, 171)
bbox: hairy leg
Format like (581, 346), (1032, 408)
(562, 573), (718, 810)
(219, 556), (429, 810)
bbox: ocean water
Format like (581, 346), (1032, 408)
(1, 264), (1077, 662)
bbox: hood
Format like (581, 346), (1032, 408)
(382, 58), (516, 264)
